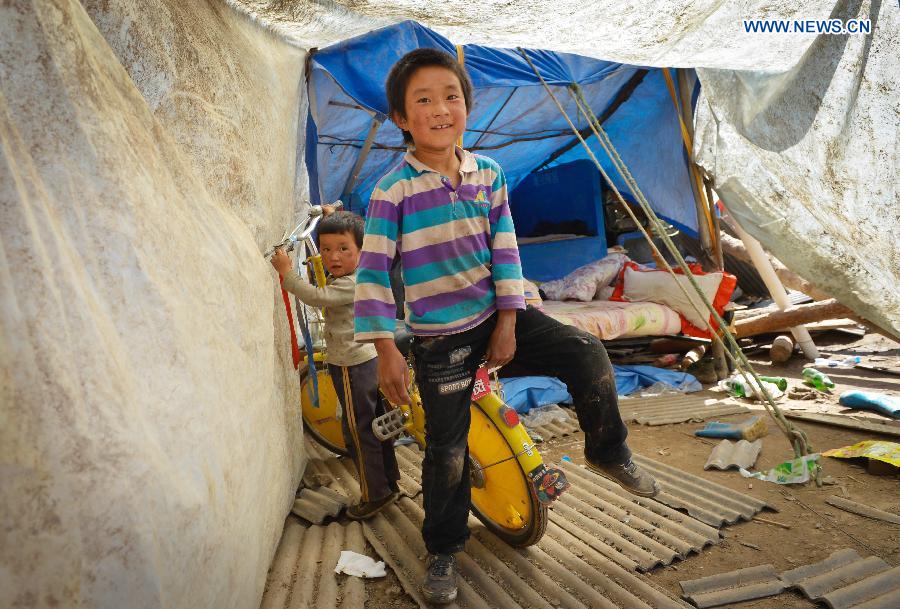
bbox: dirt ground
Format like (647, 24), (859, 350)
(362, 332), (900, 608)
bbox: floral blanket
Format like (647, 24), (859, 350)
(542, 299), (682, 340)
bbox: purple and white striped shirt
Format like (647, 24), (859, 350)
(354, 148), (525, 340)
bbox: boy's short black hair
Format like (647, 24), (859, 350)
(318, 211), (365, 248)
(386, 48), (474, 145)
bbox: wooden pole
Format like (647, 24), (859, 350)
(735, 299), (851, 337)
(703, 177), (729, 376)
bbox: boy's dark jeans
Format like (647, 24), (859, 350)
(412, 306), (629, 555)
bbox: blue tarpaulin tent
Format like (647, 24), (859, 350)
(307, 20), (698, 280)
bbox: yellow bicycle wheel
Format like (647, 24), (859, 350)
(300, 366), (348, 457)
(468, 403), (547, 547)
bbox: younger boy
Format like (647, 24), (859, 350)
(272, 210), (400, 520)
(355, 48), (658, 604)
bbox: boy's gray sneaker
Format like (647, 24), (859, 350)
(421, 553), (457, 605)
(586, 456), (660, 497)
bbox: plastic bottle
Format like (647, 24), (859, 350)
(813, 356), (861, 369)
(759, 376), (788, 391)
(802, 368), (835, 392)
(721, 378), (751, 398)
(721, 376), (787, 399)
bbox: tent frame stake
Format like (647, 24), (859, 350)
(340, 114), (383, 208)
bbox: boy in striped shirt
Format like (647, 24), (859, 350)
(355, 48), (658, 604)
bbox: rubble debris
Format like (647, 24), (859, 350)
(824, 496), (900, 525)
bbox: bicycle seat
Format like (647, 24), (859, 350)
(394, 325), (413, 358)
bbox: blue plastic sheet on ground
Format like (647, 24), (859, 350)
(502, 366), (700, 412)
(613, 365), (702, 396)
(500, 376), (573, 414)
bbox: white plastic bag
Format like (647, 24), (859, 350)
(334, 551), (386, 578)
(520, 404), (571, 428)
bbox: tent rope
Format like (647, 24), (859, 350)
(455, 44), (466, 149)
(660, 68), (718, 257)
(515, 48), (817, 474)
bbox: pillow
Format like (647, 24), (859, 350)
(611, 262), (737, 337)
(540, 253), (628, 301)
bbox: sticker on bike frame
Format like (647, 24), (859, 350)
(528, 464), (570, 504)
(471, 367), (491, 400)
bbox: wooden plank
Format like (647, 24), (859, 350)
(783, 411), (900, 438)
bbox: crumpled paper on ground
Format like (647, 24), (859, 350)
(334, 551), (387, 578)
(823, 441), (900, 468)
(739, 454), (821, 484)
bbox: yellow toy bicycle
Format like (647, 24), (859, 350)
(271, 204), (567, 547)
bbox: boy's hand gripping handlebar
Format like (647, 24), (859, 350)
(264, 200), (343, 259)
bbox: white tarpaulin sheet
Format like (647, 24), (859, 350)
(2, 1), (897, 609)
(2, 1), (308, 608)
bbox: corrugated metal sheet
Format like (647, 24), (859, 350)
(679, 564), (785, 608)
(291, 486), (350, 524)
(746, 290), (814, 311)
(780, 548), (900, 609)
(632, 454), (776, 527)
(259, 517), (367, 609)
(289, 434), (778, 608)
(364, 496), (693, 609)
(305, 434), (773, 537)
(554, 461), (721, 571)
(520, 396), (751, 439)
(304, 437), (421, 499)
(703, 439), (762, 471)
(526, 414), (581, 442)
(619, 394), (750, 426)
(306, 437), (722, 572)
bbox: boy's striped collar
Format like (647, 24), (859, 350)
(402, 146), (478, 176)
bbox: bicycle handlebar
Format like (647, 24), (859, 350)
(264, 200), (343, 259)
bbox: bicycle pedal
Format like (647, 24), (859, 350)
(372, 408), (408, 441)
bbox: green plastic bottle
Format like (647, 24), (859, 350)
(802, 368), (835, 392)
(723, 379), (750, 398)
(759, 376), (788, 391)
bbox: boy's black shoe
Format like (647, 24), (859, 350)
(421, 553), (457, 605)
(345, 491), (399, 521)
(586, 456), (660, 497)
